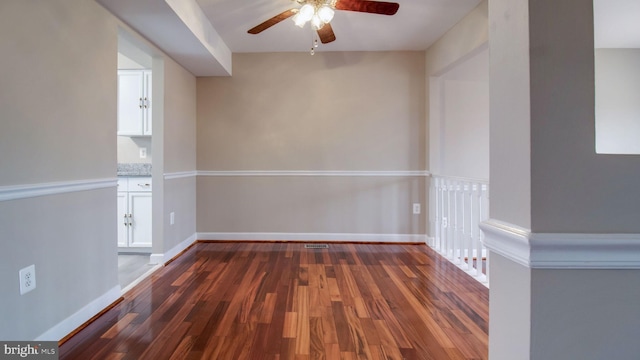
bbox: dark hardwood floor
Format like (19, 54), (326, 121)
(59, 242), (488, 359)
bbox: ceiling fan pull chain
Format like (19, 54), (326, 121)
(310, 28), (317, 55)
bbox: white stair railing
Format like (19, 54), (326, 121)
(429, 175), (489, 286)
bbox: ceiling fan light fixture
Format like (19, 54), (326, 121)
(248, 0), (399, 52)
(298, 4), (315, 22)
(311, 14), (324, 30)
(317, 5), (335, 23)
(292, 13), (307, 27)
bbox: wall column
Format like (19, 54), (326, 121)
(485, 0), (640, 359)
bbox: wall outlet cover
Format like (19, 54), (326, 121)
(19, 264), (36, 295)
(413, 203), (421, 215)
(170, 212), (175, 225)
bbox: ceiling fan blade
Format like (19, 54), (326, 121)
(317, 23), (336, 44)
(335, 0), (399, 15)
(248, 8), (298, 34)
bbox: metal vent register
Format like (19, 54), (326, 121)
(304, 244), (329, 249)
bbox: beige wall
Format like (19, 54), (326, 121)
(424, 1), (488, 237)
(489, 1), (640, 359)
(164, 59), (197, 173)
(0, 0), (119, 340)
(196, 52), (426, 235)
(424, 1), (488, 79)
(117, 136), (152, 163)
(530, 268), (640, 360)
(164, 176), (196, 247)
(0, 1), (116, 186)
(162, 57), (197, 250)
(197, 176), (426, 234)
(595, 48), (640, 155)
(489, 0), (532, 229)
(528, 1), (640, 233)
(0, 0), (198, 339)
(197, 52), (425, 171)
(425, 0), (489, 179)
(0, 189), (118, 340)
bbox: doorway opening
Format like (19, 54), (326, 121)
(116, 29), (157, 290)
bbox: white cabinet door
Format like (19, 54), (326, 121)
(117, 70), (152, 136)
(143, 70), (152, 135)
(117, 177), (152, 249)
(128, 192), (152, 247)
(116, 192), (129, 247)
(117, 71), (144, 136)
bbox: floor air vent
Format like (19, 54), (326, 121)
(304, 244), (329, 249)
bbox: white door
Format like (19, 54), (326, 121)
(129, 192), (152, 247)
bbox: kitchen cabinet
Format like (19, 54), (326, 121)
(117, 70), (152, 136)
(117, 177), (152, 248)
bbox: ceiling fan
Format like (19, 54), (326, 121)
(247, 0), (400, 45)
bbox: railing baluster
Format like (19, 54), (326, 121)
(447, 181), (453, 260)
(465, 182), (472, 273)
(429, 175), (489, 287)
(473, 183), (481, 278)
(437, 178), (443, 252)
(453, 181), (459, 264)
(461, 182), (468, 270)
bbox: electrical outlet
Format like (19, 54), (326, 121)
(139, 147), (147, 159)
(442, 217), (448, 228)
(412, 203), (421, 215)
(170, 212), (175, 225)
(19, 264), (36, 295)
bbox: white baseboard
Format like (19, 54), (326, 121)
(150, 233), (197, 264)
(480, 219), (640, 269)
(197, 232), (428, 243)
(35, 285), (121, 341)
(426, 236), (435, 247)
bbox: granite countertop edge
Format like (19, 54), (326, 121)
(117, 163), (152, 177)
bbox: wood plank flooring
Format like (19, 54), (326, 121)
(59, 242), (488, 360)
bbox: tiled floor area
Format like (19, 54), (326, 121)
(117, 254), (154, 288)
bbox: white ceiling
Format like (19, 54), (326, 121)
(97, 0), (481, 76)
(195, 0), (482, 53)
(97, 0), (640, 75)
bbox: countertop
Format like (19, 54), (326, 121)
(117, 163), (152, 177)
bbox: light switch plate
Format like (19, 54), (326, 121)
(139, 148), (147, 159)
